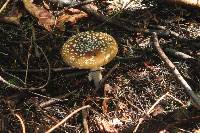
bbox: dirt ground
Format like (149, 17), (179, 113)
(0, 0), (200, 132)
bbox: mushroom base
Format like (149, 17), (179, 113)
(88, 68), (102, 90)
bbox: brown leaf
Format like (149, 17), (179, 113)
(0, 1), (22, 25)
(104, 84), (113, 96)
(102, 84), (114, 113)
(117, 102), (127, 111)
(102, 97), (109, 113)
(23, 0), (55, 31)
(0, 7), (22, 25)
(55, 8), (88, 31)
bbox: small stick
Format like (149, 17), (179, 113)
(152, 32), (200, 109)
(133, 92), (185, 133)
(100, 63), (119, 87)
(133, 92), (169, 133)
(39, 99), (61, 108)
(165, 48), (195, 60)
(147, 92), (169, 114)
(82, 102), (89, 133)
(2, 67), (74, 73)
(82, 110), (89, 133)
(39, 90), (77, 108)
(14, 114), (26, 133)
(166, 93), (186, 106)
(0, 0), (10, 14)
(45, 105), (91, 133)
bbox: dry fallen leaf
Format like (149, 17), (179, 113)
(23, 0), (55, 31)
(0, 6), (22, 25)
(55, 8), (88, 31)
(102, 84), (114, 113)
(102, 97), (110, 113)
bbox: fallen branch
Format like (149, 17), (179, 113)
(45, 105), (91, 133)
(152, 32), (200, 109)
(166, 93), (186, 106)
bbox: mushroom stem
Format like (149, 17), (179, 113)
(88, 67), (102, 90)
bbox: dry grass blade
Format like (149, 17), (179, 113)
(82, 106), (89, 133)
(14, 114), (26, 133)
(45, 105), (91, 133)
(0, 43), (50, 91)
(0, 0), (10, 14)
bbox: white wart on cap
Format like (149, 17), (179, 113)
(61, 31), (118, 69)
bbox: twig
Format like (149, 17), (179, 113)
(39, 99), (61, 108)
(165, 48), (195, 60)
(133, 92), (169, 133)
(2, 67), (74, 73)
(29, 91), (64, 102)
(147, 92), (169, 114)
(39, 90), (77, 108)
(82, 102), (89, 133)
(133, 91), (187, 133)
(45, 105), (91, 133)
(166, 93), (186, 106)
(0, 0), (10, 14)
(100, 63), (119, 87)
(14, 114), (26, 133)
(152, 32), (200, 109)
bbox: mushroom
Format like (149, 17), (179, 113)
(61, 31), (118, 90)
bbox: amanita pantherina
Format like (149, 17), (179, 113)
(61, 31), (118, 90)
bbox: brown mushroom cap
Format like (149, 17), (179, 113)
(61, 31), (118, 69)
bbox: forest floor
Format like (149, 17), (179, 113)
(0, 0), (200, 132)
